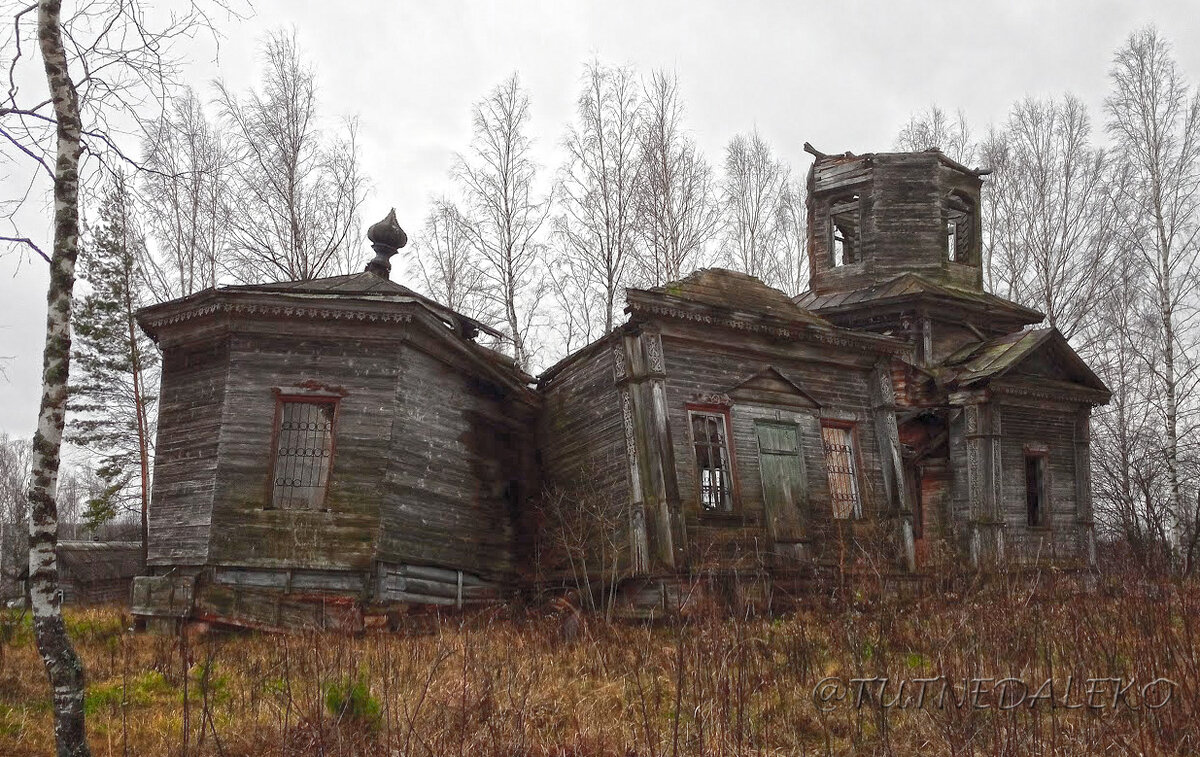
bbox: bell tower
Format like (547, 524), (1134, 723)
(797, 147), (1042, 364)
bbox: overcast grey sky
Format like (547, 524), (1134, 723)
(2, 0), (1199, 439)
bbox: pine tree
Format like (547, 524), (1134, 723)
(68, 173), (157, 557)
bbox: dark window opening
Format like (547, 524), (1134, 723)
(946, 192), (975, 264)
(691, 410), (734, 512)
(271, 399), (337, 510)
(1025, 453), (1047, 527)
(821, 423), (862, 519)
(829, 194), (860, 267)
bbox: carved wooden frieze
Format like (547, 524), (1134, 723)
(612, 342), (628, 383)
(643, 331), (666, 375)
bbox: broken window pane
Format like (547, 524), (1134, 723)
(821, 424), (861, 519)
(691, 411), (733, 512)
(272, 400), (336, 509)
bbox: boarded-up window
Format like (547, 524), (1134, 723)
(690, 410), (734, 512)
(1025, 453), (1048, 527)
(756, 421), (808, 540)
(821, 423), (861, 519)
(271, 399), (337, 509)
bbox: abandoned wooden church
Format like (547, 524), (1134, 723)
(131, 148), (1110, 629)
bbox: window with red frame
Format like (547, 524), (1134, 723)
(821, 422), (862, 519)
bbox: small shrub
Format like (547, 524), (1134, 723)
(323, 675), (381, 731)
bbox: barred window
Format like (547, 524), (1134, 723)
(690, 410), (734, 512)
(821, 423), (861, 519)
(271, 399), (337, 509)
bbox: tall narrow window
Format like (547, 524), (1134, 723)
(271, 399), (337, 509)
(946, 192), (974, 263)
(821, 423), (861, 519)
(1025, 453), (1048, 527)
(690, 410), (734, 512)
(829, 194), (860, 266)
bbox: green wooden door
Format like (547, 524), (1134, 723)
(755, 422), (808, 542)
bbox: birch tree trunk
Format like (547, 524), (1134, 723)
(29, 1), (91, 754)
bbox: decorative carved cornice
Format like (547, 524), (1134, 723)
(143, 299), (414, 333)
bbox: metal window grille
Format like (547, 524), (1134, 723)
(822, 425), (861, 519)
(272, 400), (336, 509)
(691, 412), (732, 512)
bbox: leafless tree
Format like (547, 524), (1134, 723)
(545, 243), (605, 356)
(989, 95), (1115, 342)
(1088, 229), (1174, 569)
(555, 61), (643, 336)
(217, 29), (368, 283)
(764, 178), (809, 296)
(0, 434), (31, 598)
(454, 73), (551, 369)
(410, 198), (494, 324)
(140, 86), (230, 299)
(633, 70), (719, 286)
(1, 1), (224, 752)
(1105, 26), (1200, 567)
(894, 104), (975, 164)
(719, 128), (790, 280)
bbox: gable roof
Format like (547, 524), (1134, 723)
(939, 328), (1110, 401)
(794, 272), (1044, 326)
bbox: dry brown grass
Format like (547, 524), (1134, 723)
(1, 573), (1198, 756)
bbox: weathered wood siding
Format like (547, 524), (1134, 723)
(208, 320), (402, 572)
(376, 331), (535, 585)
(539, 336), (628, 497)
(535, 335), (632, 577)
(657, 326), (890, 568)
(148, 335), (229, 567)
(997, 403), (1085, 563)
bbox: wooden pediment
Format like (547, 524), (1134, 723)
(729, 367), (821, 409)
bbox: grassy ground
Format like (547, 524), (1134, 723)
(1, 574), (1197, 756)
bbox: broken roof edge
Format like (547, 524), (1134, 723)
(626, 288), (909, 357)
(808, 146), (986, 178)
(942, 327), (1112, 402)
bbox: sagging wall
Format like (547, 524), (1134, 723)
(148, 334), (230, 568)
(536, 334), (634, 580)
(655, 325), (893, 570)
(378, 331), (537, 587)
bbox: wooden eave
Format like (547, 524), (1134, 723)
(941, 328), (1111, 406)
(137, 289), (536, 403)
(625, 289), (907, 357)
